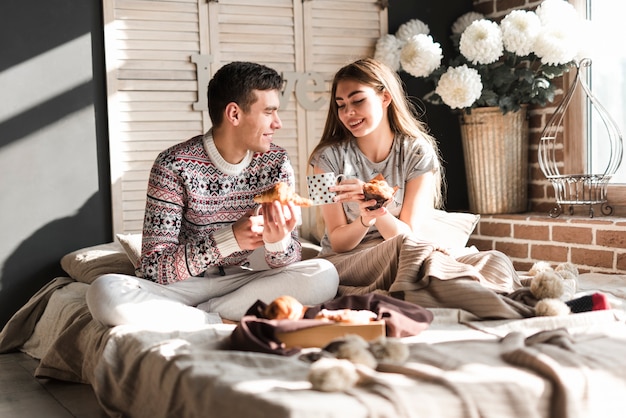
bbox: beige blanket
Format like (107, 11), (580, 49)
(89, 316), (626, 418)
(0, 277), (110, 383)
(3, 273), (626, 417)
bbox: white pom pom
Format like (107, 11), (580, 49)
(535, 298), (571, 316)
(555, 263), (579, 301)
(529, 261), (553, 276)
(555, 262), (579, 277)
(331, 335), (377, 369)
(308, 358), (359, 392)
(368, 337), (409, 364)
(530, 270), (564, 299)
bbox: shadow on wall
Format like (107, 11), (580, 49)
(0, 193), (109, 327)
(0, 1), (111, 327)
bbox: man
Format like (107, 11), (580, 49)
(87, 62), (338, 327)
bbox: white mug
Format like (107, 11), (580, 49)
(306, 172), (345, 205)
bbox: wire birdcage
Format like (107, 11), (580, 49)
(538, 58), (624, 218)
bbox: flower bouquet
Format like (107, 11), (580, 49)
(374, 0), (589, 114)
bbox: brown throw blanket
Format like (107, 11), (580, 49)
(230, 293), (434, 355)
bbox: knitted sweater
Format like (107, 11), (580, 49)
(139, 131), (301, 284)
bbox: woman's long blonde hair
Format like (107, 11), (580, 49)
(308, 57), (445, 208)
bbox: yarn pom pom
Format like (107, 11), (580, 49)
(308, 358), (359, 392)
(368, 337), (409, 364)
(529, 261), (553, 276)
(555, 262), (579, 278)
(323, 335), (377, 369)
(535, 298), (571, 316)
(530, 270), (564, 299)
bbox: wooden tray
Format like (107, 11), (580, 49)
(275, 321), (386, 349)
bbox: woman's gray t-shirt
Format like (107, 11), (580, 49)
(309, 134), (438, 255)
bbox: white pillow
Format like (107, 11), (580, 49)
(415, 210), (480, 249)
(116, 233), (142, 268)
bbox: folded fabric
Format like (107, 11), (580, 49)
(229, 293), (433, 355)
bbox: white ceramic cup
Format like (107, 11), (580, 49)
(306, 172), (345, 205)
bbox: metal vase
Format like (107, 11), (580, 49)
(459, 106), (529, 214)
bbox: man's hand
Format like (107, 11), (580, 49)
(261, 201), (297, 244)
(232, 210), (265, 250)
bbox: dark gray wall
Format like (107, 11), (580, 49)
(0, 0), (470, 328)
(0, 0), (110, 327)
(388, 0), (473, 211)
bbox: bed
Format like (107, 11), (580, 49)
(2, 215), (626, 417)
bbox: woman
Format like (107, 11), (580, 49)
(309, 58), (526, 318)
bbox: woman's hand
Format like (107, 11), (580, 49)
(331, 177), (389, 226)
(358, 203), (386, 227)
(330, 177), (365, 203)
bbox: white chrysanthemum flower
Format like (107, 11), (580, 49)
(536, 0), (580, 28)
(501, 10), (541, 56)
(399, 34), (442, 78)
(435, 65), (483, 109)
(460, 19), (503, 64)
(395, 18), (430, 43)
(451, 11), (485, 35)
(374, 34), (402, 72)
(534, 26), (578, 65)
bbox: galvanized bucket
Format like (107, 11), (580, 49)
(459, 106), (529, 214)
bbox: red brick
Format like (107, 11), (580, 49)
(597, 230), (626, 249)
(514, 224), (549, 241)
(529, 184), (546, 200)
(528, 113), (543, 129)
(514, 261), (535, 271)
(571, 248), (614, 269)
(530, 201), (556, 214)
(617, 253), (626, 271)
(552, 226), (592, 244)
(495, 241), (528, 258)
(530, 244), (568, 262)
(496, 0), (527, 12)
(570, 218), (612, 226)
(479, 222), (512, 237)
(467, 237), (493, 251)
(474, 2), (495, 15)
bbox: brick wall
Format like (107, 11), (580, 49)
(466, 0), (626, 274)
(469, 213), (626, 273)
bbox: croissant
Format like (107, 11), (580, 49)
(362, 174), (398, 210)
(314, 308), (378, 324)
(264, 295), (307, 320)
(253, 182), (313, 207)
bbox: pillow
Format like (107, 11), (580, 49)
(415, 209), (480, 249)
(60, 242), (135, 284)
(116, 233), (142, 268)
(311, 209), (479, 249)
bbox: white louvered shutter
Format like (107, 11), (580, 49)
(103, 0), (387, 240)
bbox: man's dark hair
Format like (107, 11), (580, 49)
(207, 61), (284, 127)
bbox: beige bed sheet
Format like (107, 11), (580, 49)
(2, 273), (626, 417)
